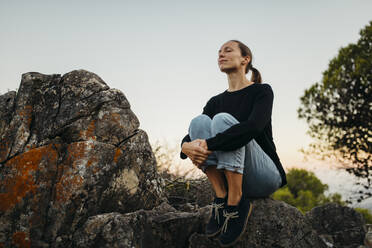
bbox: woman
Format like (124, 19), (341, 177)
(180, 40), (287, 247)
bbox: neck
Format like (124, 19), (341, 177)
(227, 70), (253, 92)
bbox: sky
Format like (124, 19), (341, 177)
(1, 0), (371, 207)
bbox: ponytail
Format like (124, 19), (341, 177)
(250, 66), (262, 84)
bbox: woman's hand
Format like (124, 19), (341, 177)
(181, 139), (212, 168)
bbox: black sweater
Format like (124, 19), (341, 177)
(180, 83), (287, 187)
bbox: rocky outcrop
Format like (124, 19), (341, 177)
(0, 69), (368, 247)
(72, 202), (204, 248)
(189, 198), (327, 248)
(0, 70), (165, 247)
(305, 203), (366, 247)
(71, 198), (328, 248)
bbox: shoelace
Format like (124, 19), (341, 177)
(211, 202), (225, 224)
(221, 210), (239, 233)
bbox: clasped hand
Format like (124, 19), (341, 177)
(181, 139), (212, 168)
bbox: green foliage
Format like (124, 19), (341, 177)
(272, 168), (345, 213)
(297, 21), (372, 201)
(286, 169), (328, 198)
(354, 208), (372, 224)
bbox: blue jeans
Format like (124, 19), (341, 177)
(188, 113), (282, 198)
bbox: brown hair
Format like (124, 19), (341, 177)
(229, 39), (262, 83)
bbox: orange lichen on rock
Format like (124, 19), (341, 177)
(0, 139), (10, 162)
(79, 119), (96, 140)
(105, 112), (123, 129)
(110, 112), (121, 123)
(86, 156), (98, 168)
(12, 231), (30, 248)
(0, 145), (58, 212)
(55, 171), (83, 203)
(113, 148), (122, 163)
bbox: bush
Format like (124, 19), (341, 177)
(354, 208), (372, 224)
(271, 168), (345, 213)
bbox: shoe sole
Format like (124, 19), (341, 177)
(217, 202), (253, 247)
(205, 227), (222, 238)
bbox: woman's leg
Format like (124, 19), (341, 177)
(210, 113), (246, 205)
(188, 114), (227, 198)
(210, 113), (252, 246)
(224, 170), (242, 205)
(189, 114), (229, 237)
(209, 112), (282, 199)
(242, 138), (282, 198)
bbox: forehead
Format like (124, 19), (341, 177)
(219, 41), (238, 52)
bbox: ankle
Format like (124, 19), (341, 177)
(227, 194), (242, 206)
(216, 191), (227, 199)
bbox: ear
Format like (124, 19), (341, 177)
(242, 56), (250, 65)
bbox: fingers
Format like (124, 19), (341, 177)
(192, 158), (204, 168)
(191, 153), (209, 168)
(190, 139), (202, 146)
(188, 140), (212, 168)
(191, 153), (209, 163)
(195, 146), (211, 156)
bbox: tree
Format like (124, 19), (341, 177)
(271, 168), (344, 213)
(297, 21), (372, 202)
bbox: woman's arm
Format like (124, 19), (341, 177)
(205, 84), (274, 151)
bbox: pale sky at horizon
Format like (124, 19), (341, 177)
(1, 0), (371, 172)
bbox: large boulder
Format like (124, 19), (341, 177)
(71, 198), (328, 248)
(189, 198), (327, 248)
(305, 203), (366, 248)
(72, 202), (205, 248)
(0, 70), (165, 247)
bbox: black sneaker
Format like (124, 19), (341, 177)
(205, 195), (227, 237)
(217, 197), (253, 247)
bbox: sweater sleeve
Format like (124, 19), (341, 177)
(205, 84), (274, 151)
(179, 97), (215, 159)
(180, 134), (191, 159)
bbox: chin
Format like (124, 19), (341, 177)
(220, 66), (235, 73)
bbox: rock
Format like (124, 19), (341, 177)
(305, 203), (366, 247)
(72, 198), (331, 248)
(0, 91), (16, 137)
(0, 70), (165, 247)
(189, 198), (327, 248)
(72, 203), (204, 248)
(365, 224), (372, 248)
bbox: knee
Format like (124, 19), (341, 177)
(211, 112), (239, 133)
(190, 114), (211, 129)
(212, 112), (234, 123)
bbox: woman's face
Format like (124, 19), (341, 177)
(218, 41), (250, 73)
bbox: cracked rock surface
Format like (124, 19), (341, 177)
(0, 70), (165, 247)
(72, 199), (330, 248)
(305, 203), (366, 248)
